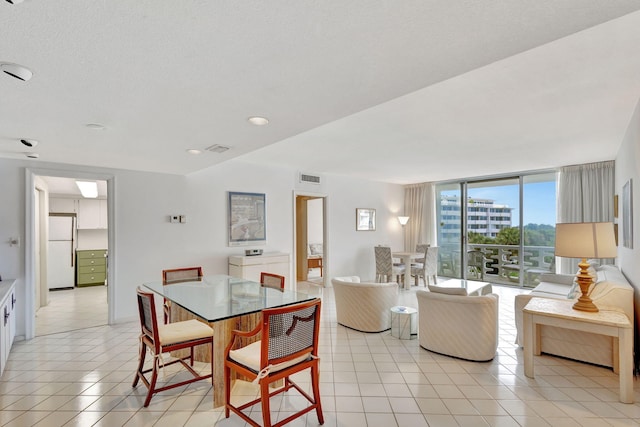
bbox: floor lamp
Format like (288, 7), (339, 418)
(554, 222), (617, 312)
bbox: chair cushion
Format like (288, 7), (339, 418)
(158, 319), (213, 346)
(308, 243), (323, 255)
(428, 285), (467, 296)
(229, 340), (311, 374)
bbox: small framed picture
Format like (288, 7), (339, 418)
(356, 208), (376, 231)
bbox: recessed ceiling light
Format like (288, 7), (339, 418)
(1, 62), (33, 81)
(248, 116), (269, 126)
(187, 149), (202, 155)
(76, 181), (98, 198)
(85, 123), (106, 130)
(5, 0), (25, 4)
(20, 139), (38, 147)
(25, 152), (39, 159)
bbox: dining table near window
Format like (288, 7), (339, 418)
(391, 251), (423, 290)
(142, 274), (314, 408)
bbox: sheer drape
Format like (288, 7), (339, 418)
(404, 183), (436, 251)
(557, 160), (615, 272)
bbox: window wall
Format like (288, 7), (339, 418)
(436, 172), (557, 287)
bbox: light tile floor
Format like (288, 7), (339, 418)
(3, 282), (639, 426)
(35, 286), (108, 336)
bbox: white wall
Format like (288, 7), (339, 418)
(77, 230), (108, 250)
(307, 198), (323, 245)
(0, 157), (404, 339)
(615, 97), (640, 347)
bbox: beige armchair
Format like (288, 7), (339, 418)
(416, 288), (499, 361)
(331, 276), (398, 332)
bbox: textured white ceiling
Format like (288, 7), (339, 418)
(2, 1), (640, 184)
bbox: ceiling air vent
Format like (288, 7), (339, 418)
(299, 172), (321, 185)
(205, 144), (230, 153)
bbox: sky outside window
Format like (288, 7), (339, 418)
(441, 180), (556, 226)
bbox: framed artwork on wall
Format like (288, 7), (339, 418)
(356, 208), (376, 231)
(622, 179), (633, 249)
(228, 191), (266, 246)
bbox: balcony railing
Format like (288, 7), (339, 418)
(438, 243), (555, 288)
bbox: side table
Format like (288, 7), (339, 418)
(523, 297), (633, 404)
(390, 306), (417, 339)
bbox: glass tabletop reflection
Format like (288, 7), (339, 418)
(143, 274), (313, 322)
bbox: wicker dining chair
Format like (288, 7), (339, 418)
(260, 272), (285, 292)
(467, 249), (486, 280)
(411, 246), (439, 286)
(132, 287), (213, 407)
(410, 243), (430, 271)
(374, 246), (405, 283)
(224, 298), (323, 427)
(161, 266), (203, 323)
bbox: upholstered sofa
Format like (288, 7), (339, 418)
(331, 276), (398, 332)
(514, 264), (633, 368)
(417, 287), (499, 361)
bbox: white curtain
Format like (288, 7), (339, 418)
(557, 160), (615, 272)
(404, 183), (435, 251)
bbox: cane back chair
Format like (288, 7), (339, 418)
(161, 266), (203, 323)
(132, 287), (213, 407)
(224, 298), (323, 427)
(260, 272), (285, 292)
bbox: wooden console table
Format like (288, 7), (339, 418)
(523, 297), (633, 403)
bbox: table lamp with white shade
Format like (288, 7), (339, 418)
(554, 222), (617, 312)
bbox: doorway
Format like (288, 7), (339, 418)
(29, 172), (112, 337)
(295, 195), (326, 286)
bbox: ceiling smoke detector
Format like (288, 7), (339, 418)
(1, 62), (33, 81)
(20, 139), (38, 147)
(205, 144), (230, 153)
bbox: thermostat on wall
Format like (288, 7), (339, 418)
(245, 249), (263, 256)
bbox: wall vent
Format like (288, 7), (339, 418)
(299, 172), (321, 185)
(205, 144), (230, 153)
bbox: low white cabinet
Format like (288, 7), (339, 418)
(229, 253), (290, 288)
(0, 280), (16, 377)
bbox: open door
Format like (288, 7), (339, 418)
(295, 195), (325, 283)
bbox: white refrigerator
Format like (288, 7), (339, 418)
(47, 214), (77, 290)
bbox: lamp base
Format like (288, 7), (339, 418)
(572, 258), (598, 312)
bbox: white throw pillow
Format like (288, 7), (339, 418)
(428, 285), (468, 296)
(309, 243), (323, 256)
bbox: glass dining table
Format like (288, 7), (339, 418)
(143, 274), (314, 408)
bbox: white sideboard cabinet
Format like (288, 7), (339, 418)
(0, 280), (16, 377)
(228, 253), (290, 288)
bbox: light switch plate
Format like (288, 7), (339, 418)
(179, 215), (187, 223)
